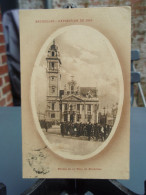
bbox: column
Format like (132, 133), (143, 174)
(85, 104), (87, 115)
(91, 104), (93, 123)
(96, 104), (99, 123)
(79, 103), (81, 122)
(74, 114), (76, 123)
(62, 103), (64, 112)
(79, 103), (81, 113)
(84, 103), (87, 123)
(68, 114), (70, 122)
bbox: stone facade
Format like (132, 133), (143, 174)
(61, 81), (99, 123)
(46, 40), (99, 123)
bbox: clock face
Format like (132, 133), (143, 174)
(51, 76), (55, 81)
(31, 25), (124, 160)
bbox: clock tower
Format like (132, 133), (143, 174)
(46, 40), (61, 122)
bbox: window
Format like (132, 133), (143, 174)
(94, 104), (98, 111)
(77, 114), (81, 122)
(87, 104), (91, 111)
(52, 51), (55, 56)
(88, 116), (90, 122)
(88, 115), (92, 122)
(51, 76), (55, 81)
(70, 105), (73, 111)
(51, 62), (54, 70)
(52, 86), (55, 93)
(51, 113), (55, 118)
(71, 85), (74, 91)
(71, 85), (74, 94)
(77, 104), (80, 111)
(52, 103), (55, 110)
(64, 104), (67, 111)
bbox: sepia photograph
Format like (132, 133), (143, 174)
(31, 25), (124, 160)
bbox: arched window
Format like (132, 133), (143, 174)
(52, 103), (55, 110)
(51, 62), (54, 70)
(71, 85), (74, 91)
(71, 85), (74, 94)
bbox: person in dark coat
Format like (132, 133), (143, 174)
(94, 123), (99, 141)
(78, 122), (83, 136)
(83, 123), (87, 136)
(70, 123), (74, 136)
(106, 124), (110, 138)
(74, 123), (78, 137)
(45, 121), (48, 132)
(99, 124), (104, 141)
(87, 122), (92, 141)
(60, 122), (65, 137)
(103, 124), (107, 141)
(66, 122), (70, 135)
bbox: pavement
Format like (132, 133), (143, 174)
(43, 128), (102, 157)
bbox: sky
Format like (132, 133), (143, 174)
(33, 25), (123, 113)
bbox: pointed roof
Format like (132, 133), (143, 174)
(50, 39), (58, 51)
(62, 95), (84, 102)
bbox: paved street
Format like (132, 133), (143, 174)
(43, 127), (102, 157)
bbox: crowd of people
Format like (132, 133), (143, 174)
(39, 119), (113, 142)
(39, 120), (53, 129)
(60, 122), (112, 141)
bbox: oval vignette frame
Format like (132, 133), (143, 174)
(31, 25), (124, 161)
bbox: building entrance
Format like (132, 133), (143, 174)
(70, 114), (74, 122)
(64, 114), (68, 122)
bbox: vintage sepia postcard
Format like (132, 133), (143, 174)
(20, 7), (131, 179)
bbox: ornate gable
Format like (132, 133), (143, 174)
(62, 95), (84, 102)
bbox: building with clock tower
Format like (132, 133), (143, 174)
(45, 40), (99, 124)
(46, 40), (61, 122)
